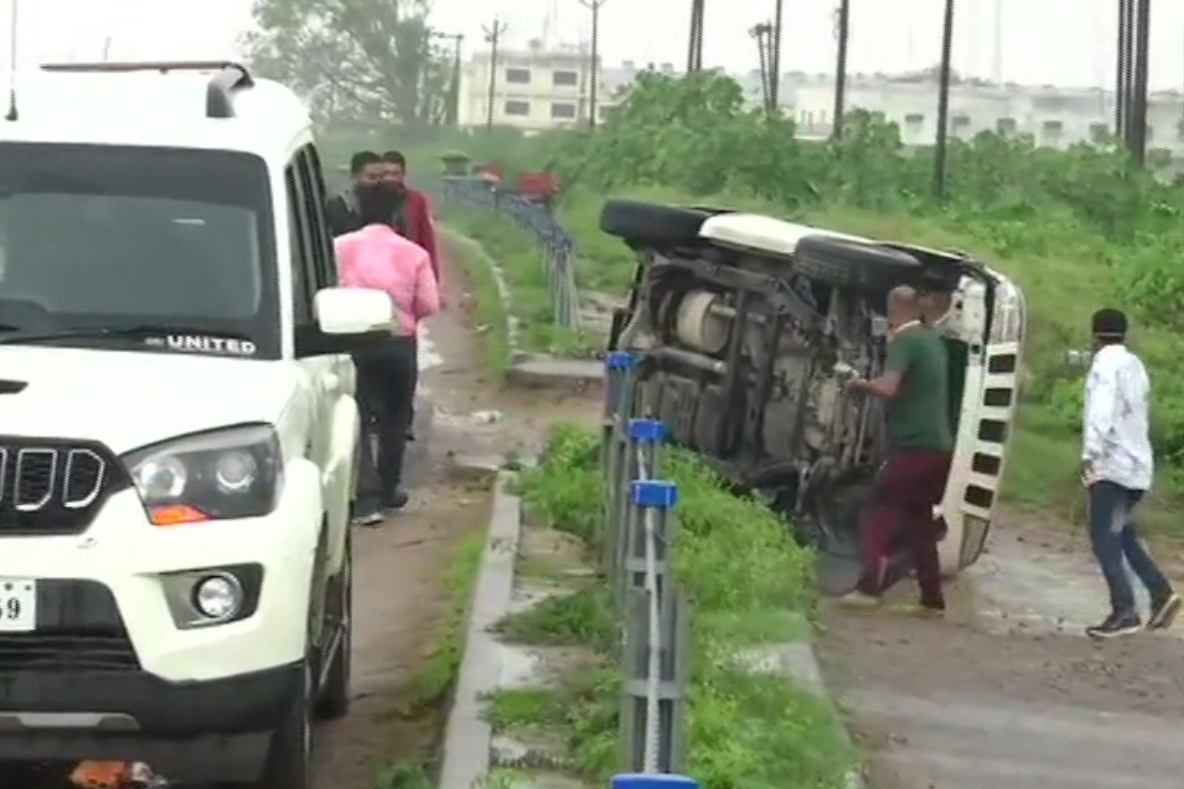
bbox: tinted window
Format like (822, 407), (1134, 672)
(0, 143), (278, 357)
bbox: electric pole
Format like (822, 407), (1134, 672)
(687, 0), (705, 73)
(750, 22), (774, 113)
(1127, 0), (1151, 164)
(579, 0), (607, 128)
(1116, 0), (1133, 139)
(832, 0), (850, 139)
(482, 18), (507, 131)
(933, 0), (956, 198)
(769, 0), (784, 110)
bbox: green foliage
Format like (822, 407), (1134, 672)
(494, 588), (617, 653)
(516, 423), (602, 541)
(246, 0), (450, 124)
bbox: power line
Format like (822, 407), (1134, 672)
(482, 18), (508, 131)
(579, 0), (607, 129)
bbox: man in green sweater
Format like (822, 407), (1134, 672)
(843, 286), (954, 614)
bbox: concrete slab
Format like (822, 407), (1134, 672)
(439, 473), (523, 789)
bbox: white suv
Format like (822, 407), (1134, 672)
(0, 62), (391, 787)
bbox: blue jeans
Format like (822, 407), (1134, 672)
(1088, 481), (1171, 617)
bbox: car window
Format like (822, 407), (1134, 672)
(285, 166), (314, 329)
(0, 143), (279, 357)
(297, 145), (337, 289)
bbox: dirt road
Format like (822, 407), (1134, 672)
(818, 509), (1184, 789)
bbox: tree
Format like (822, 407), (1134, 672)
(244, 0), (451, 126)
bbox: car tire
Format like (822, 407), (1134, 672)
(316, 532), (352, 720)
(255, 659), (314, 789)
(794, 234), (924, 292)
(599, 199), (711, 249)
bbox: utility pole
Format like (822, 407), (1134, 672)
(482, 18), (507, 131)
(933, 0), (956, 198)
(750, 22), (773, 113)
(579, 0), (607, 128)
(687, 0), (705, 73)
(1116, 0), (1133, 139)
(102, 36), (112, 62)
(832, 0), (850, 139)
(1127, 0), (1151, 164)
(769, 0), (784, 110)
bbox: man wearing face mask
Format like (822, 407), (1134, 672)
(1080, 308), (1180, 638)
(327, 150), (384, 237)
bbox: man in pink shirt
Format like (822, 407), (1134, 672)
(336, 185), (440, 524)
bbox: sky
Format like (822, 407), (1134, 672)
(7, 0), (1184, 91)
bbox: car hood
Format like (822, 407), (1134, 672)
(0, 346), (297, 454)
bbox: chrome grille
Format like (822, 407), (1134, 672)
(0, 439), (125, 534)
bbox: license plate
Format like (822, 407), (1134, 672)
(0, 579), (36, 633)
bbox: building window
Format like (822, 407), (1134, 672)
(952, 115), (971, 129)
(1090, 123), (1110, 144)
(504, 100), (530, 116)
(1041, 120), (1064, 142)
(553, 70), (578, 87)
(904, 113), (924, 131)
(505, 67), (531, 84)
(997, 117), (1017, 135)
(551, 102), (577, 120)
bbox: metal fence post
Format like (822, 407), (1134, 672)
(601, 351), (638, 565)
(620, 480), (687, 775)
(613, 419), (665, 604)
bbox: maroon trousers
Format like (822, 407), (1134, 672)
(856, 448), (953, 609)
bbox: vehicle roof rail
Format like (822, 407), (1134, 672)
(40, 61), (254, 119)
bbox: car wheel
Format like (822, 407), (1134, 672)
(316, 531), (352, 720)
(794, 234), (924, 292)
(255, 658), (314, 789)
(599, 199), (712, 249)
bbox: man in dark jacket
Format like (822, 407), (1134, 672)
(326, 150), (384, 237)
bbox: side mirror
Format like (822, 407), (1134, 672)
(314, 287), (394, 335)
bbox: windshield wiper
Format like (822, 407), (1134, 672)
(0, 323), (254, 346)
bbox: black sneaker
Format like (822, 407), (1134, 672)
(1086, 612), (1142, 640)
(381, 491), (410, 517)
(1148, 592), (1182, 631)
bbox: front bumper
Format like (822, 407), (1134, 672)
(0, 661), (300, 782)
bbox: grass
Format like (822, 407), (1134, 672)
(440, 229), (512, 377)
(402, 530), (487, 711)
(501, 423), (855, 789)
(441, 208), (599, 359)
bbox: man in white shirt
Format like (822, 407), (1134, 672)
(1081, 308), (1180, 638)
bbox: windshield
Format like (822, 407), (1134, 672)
(0, 143), (278, 358)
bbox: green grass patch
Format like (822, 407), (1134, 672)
(403, 531), (486, 711)
(376, 759), (435, 789)
(494, 587), (617, 653)
(440, 229), (512, 377)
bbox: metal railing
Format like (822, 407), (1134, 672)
(601, 351), (691, 775)
(437, 176), (582, 331)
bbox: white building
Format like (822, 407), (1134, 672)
(458, 43), (601, 130)
(761, 70), (1184, 156)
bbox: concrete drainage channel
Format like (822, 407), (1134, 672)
(439, 467), (865, 789)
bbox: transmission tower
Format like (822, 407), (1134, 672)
(750, 22), (774, 113)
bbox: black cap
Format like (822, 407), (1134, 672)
(1091, 308), (1128, 339)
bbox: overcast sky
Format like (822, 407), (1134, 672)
(9, 0), (1184, 91)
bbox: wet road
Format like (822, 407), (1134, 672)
(819, 514), (1184, 789)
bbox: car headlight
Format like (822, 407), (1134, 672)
(122, 424), (283, 526)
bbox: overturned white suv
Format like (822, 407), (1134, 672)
(0, 63), (392, 786)
(602, 200), (1027, 591)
